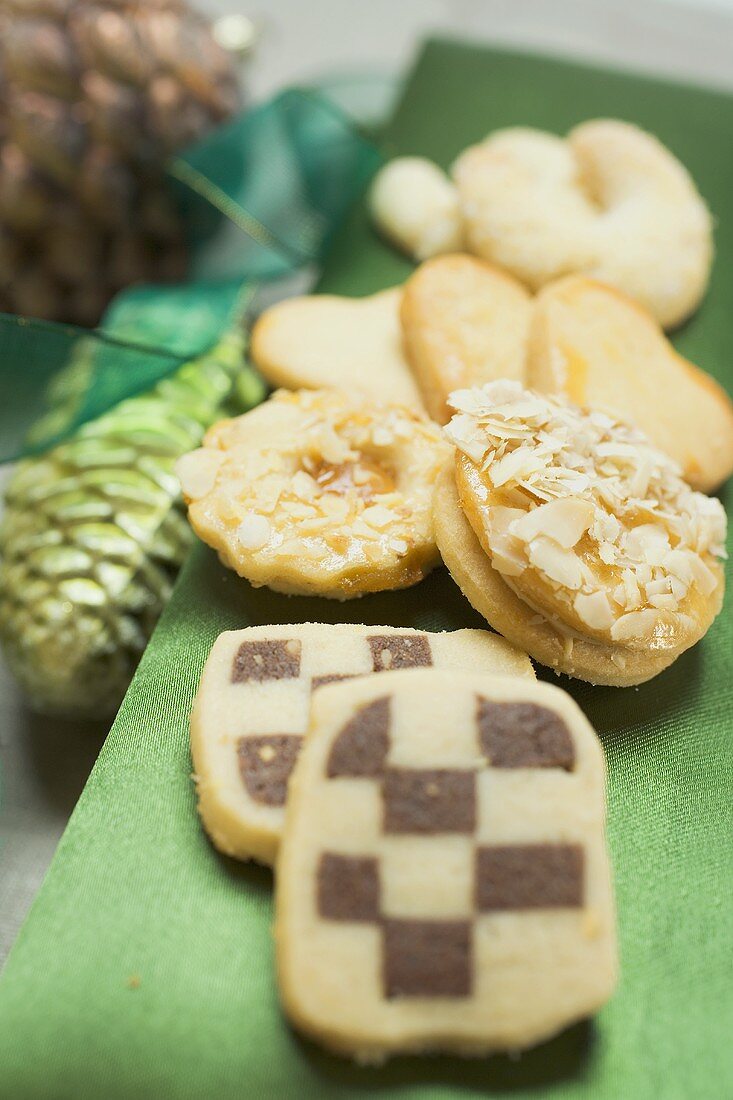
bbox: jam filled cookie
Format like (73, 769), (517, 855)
(177, 389), (449, 599)
(438, 382), (726, 686)
(275, 670), (616, 1060)
(400, 254), (531, 423)
(190, 624), (534, 865)
(250, 288), (424, 410)
(452, 120), (712, 328)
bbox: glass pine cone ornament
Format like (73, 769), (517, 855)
(0, 0), (240, 326)
(0, 332), (265, 717)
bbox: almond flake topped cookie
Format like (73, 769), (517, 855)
(177, 389), (449, 599)
(444, 381), (726, 659)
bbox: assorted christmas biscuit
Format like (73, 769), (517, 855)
(440, 381), (726, 685)
(275, 671), (617, 1060)
(399, 257), (733, 488)
(400, 254), (531, 423)
(250, 287), (424, 409)
(177, 116), (733, 1061)
(527, 276), (733, 492)
(177, 388), (448, 599)
(371, 119), (713, 328)
(250, 255), (733, 495)
(190, 624), (534, 864)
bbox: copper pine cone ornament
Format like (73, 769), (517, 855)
(0, 0), (240, 326)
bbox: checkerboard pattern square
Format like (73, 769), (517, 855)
(382, 919), (472, 998)
(229, 631), (436, 806)
(317, 693), (584, 1000)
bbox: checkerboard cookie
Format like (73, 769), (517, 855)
(177, 388), (449, 599)
(438, 381), (726, 685)
(190, 624), (534, 865)
(250, 288), (424, 410)
(400, 254), (531, 423)
(275, 670), (616, 1060)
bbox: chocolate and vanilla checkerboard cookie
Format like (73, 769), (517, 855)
(275, 670), (616, 1060)
(190, 625), (534, 865)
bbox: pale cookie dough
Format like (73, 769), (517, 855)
(177, 388), (449, 599)
(275, 670), (617, 1060)
(368, 157), (464, 260)
(191, 624), (534, 865)
(527, 276), (733, 492)
(440, 382), (726, 685)
(400, 254), (532, 423)
(250, 288), (424, 409)
(453, 120), (713, 328)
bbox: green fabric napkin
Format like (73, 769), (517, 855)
(1, 39), (732, 1099)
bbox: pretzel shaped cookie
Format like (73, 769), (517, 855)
(276, 670), (616, 1059)
(371, 120), (713, 328)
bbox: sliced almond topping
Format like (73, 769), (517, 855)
(488, 505), (526, 534)
(361, 504), (399, 529)
(291, 470), (317, 500)
(490, 447), (545, 488)
(486, 506), (528, 576)
(236, 513), (271, 550)
(176, 449), (224, 500)
(574, 590), (615, 630)
(686, 554), (719, 597)
(624, 524), (669, 559)
(610, 609), (660, 642)
(527, 537), (584, 590)
(648, 594), (678, 610)
(511, 498), (594, 549)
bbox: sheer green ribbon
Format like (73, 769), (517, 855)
(0, 87), (381, 462)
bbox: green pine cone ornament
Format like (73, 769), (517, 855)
(0, 332), (265, 717)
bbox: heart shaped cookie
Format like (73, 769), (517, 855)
(251, 287), (423, 410)
(528, 276), (733, 492)
(400, 254), (532, 423)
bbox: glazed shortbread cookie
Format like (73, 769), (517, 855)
(191, 625), (534, 864)
(452, 120), (712, 328)
(528, 276), (733, 492)
(275, 670), (617, 1060)
(250, 288), (424, 409)
(400, 254), (532, 423)
(439, 382), (726, 685)
(177, 389), (449, 599)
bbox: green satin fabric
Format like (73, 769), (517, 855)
(0, 40), (731, 1099)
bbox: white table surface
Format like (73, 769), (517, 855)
(1, 0), (732, 966)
